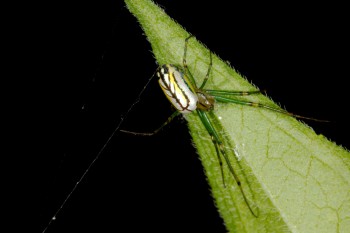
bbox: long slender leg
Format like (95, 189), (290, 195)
(213, 95), (328, 122)
(196, 110), (259, 217)
(121, 111), (181, 136)
(211, 133), (226, 188)
(183, 36), (213, 90)
(199, 52), (212, 90)
(183, 35), (197, 86)
(183, 35), (194, 70)
(206, 90), (262, 96)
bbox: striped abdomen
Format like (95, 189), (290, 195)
(157, 64), (198, 114)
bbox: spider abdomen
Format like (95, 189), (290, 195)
(157, 64), (198, 113)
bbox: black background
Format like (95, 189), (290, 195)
(27, 1), (349, 232)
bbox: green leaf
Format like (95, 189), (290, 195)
(124, 0), (350, 232)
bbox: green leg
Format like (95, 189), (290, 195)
(121, 111), (181, 136)
(183, 35), (197, 87)
(199, 51), (212, 90)
(213, 95), (328, 122)
(206, 90), (262, 96)
(183, 35), (213, 90)
(196, 110), (259, 217)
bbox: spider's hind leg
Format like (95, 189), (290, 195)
(196, 110), (259, 217)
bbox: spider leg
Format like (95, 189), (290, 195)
(121, 111), (181, 136)
(213, 95), (328, 122)
(210, 134), (226, 188)
(206, 90), (262, 96)
(183, 35), (197, 87)
(196, 110), (259, 217)
(199, 51), (212, 90)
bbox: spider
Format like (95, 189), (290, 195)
(121, 35), (322, 216)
